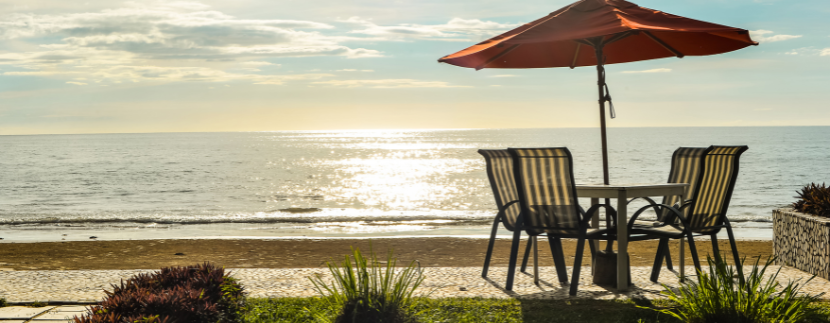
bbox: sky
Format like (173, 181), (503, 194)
(0, 0), (828, 135)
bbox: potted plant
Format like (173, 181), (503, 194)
(773, 183), (830, 280)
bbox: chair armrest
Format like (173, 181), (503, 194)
(627, 203), (692, 233)
(580, 203), (617, 227)
(627, 196), (658, 206)
(498, 200), (520, 216)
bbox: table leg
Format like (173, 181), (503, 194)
(679, 188), (688, 281)
(590, 198), (600, 254)
(680, 237), (685, 280)
(616, 190), (629, 291)
(533, 236), (539, 285)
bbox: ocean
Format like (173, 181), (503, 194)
(1, 126), (828, 241)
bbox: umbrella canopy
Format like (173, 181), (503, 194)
(439, 0), (757, 184)
(438, 0), (757, 69)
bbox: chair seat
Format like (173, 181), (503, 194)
(631, 219), (662, 227)
(629, 224), (685, 239)
(533, 227), (613, 239)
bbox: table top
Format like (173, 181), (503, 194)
(575, 183), (687, 198)
(575, 183), (688, 190)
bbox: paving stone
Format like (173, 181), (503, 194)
(49, 306), (89, 313)
(31, 306), (89, 321)
(0, 306), (54, 320)
(31, 310), (81, 321)
(0, 266), (827, 302)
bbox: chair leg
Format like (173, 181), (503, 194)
(588, 238), (597, 259)
(505, 227), (523, 291)
(482, 216), (501, 278)
(570, 235), (587, 296)
(664, 246), (674, 271)
(547, 236), (568, 283)
(686, 233), (702, 272)
(725, 224), (743, 278)
(588, 239), (598, 276)
(533, 236), (539, 285)
(710, 234), (721, 261)
(650, 238), (668, 282)
(521, 235), (532, 273)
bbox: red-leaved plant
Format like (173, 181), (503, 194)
(792, 182), (830, 217)
(73, 262), (245, 323)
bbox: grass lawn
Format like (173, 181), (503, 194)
(242, 297), (830, 323)
(243, 297), (679, 323)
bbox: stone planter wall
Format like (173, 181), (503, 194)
(772, 208), (830, 280)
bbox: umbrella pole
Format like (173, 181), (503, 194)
(595, 45), (610, 186)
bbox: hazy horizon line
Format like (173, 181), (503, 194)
(2, 124), (828, 137)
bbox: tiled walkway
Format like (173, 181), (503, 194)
(1, 265), (828, 322)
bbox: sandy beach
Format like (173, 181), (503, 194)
(0, 237), (773, 271)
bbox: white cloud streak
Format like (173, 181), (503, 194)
(341, 17), (519, 41)
(621, 68), (672, 74)
(312, 79), (470, 88)
(750, 30), (802, 43)
(822, 48), (830, 56)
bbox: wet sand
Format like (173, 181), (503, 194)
(0, 238), (772, 271)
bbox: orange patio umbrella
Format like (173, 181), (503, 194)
(439, 0), (757, 185)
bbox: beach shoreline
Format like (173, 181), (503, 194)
(0, 220), (774, 243)
(0, 237), (773, 271)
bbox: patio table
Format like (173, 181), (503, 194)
(576, 183), (688, 291)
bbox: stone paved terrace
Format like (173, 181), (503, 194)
(1, 266), (828, 322)
(1, 265), (829, 303)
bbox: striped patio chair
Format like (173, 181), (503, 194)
(629, 147), (711, 270)
(627, 146), (748, 282)
(478, 149), (570, 288)
(507, 147), (615, 295)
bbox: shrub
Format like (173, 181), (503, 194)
(792, 182), (830, 217)
(650, 255), (824, 323)
(0, 297), (7, 307)
(309, 247), (426, 323)
(74, 262), (245, 323)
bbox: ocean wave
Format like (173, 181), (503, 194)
(0, 209), (496, 225)
(0, 208), (778, 226)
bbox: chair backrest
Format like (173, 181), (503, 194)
(660, 147), (712, 220)
(508, 147), (582, 234)
(687, 146), (748, 233)
(478, 149), (521, 231)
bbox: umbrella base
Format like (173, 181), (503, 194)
(592, 250), (632, 286)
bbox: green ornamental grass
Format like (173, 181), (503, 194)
(308, 247), (426, 323)
(652, 255), (824, 323)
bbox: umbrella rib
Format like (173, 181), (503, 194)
(574, 39), (594, 47)
(475, 44), (521, 70)
(643, 31), (685, 58)
(569, 43), (581, 69)
(601, 30), (636, 46)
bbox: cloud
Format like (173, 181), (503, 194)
(750, 30), (802, 43)
(241, 61), (277, 66)
(782, 47), (828, 56)
(337, 69), (373, 72)
(489, 74), (518, 78)
(66, 81), (87, 85)
(311, 78), (470, 88)
(0, 2), (380, 85)
(341, 17), (519, 41)
(621, 68), (671, 74)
